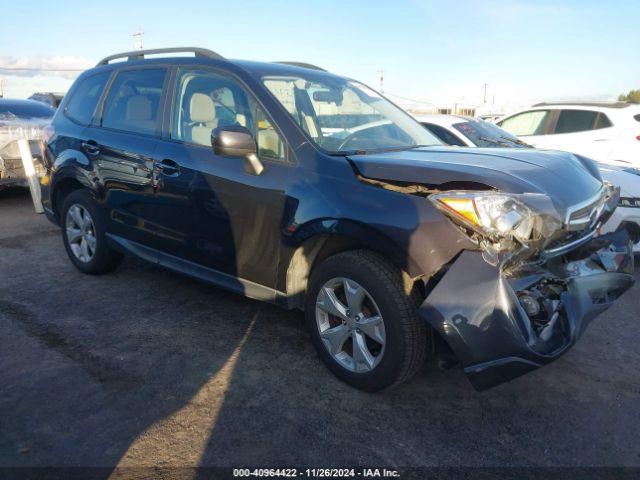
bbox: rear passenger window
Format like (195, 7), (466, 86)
(64, 72), (110, 125)
(101, 69), (166, 135)
(554, 110), (599, 134)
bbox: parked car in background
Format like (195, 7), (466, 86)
(0, 99), (54, 190)
(28, 92), (65, 109)
(476, 113), (504, 123)
(418, 114), (640, 252)
(597, 164), (640, 251)
(41, 48), (633, 392)
(496, 102), (640, 167)
(416, 114), (529, 148)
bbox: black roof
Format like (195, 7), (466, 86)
(0, 98), (56, 109)
(0, 98), (56, 118)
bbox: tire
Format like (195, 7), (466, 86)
(60, 189), (123, 274)
(305, 250), (427, 391)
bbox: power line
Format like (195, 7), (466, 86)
(385, 91), (433, 104)
(0, 66), (86, 72)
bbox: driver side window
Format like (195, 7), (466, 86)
(172, 69), (285, 162)
(499, 110), (550, 136)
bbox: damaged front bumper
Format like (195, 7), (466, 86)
(420, 231), (634, 390)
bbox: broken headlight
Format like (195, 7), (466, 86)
(429, 191), (559, 251)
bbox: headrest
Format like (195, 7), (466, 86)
(190, 93), (216, 123)
(126, 95), (152, 121)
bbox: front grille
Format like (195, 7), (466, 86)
(545, 227), (594, 252)
(566, 188), (606, 231)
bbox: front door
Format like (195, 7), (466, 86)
(153, 67), (292, 288)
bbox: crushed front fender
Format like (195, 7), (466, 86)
(419, 231), (634, 390)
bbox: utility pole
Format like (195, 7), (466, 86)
(377, 69), (385, 94)
(133, 28), (144, 50)
(0, 78), (5, 98)
(483, 83), (488, 104)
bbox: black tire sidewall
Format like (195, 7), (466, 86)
(305, 253), (420, 391)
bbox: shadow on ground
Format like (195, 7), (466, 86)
(1, 189), (639, 470)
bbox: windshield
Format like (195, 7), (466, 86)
(452, 119), (528, 148)
(0, 101), (55, 120)
(262, 75), (441, 153)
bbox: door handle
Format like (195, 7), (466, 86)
(156, 159), (180, 177)
(81, 140), (100, 156)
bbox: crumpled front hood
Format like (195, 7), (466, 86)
(348, 146), (604, 211)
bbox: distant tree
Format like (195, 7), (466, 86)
(618, 89), (640, 103)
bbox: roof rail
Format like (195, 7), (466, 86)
(275, 61), (328, 72)
(532, 101), (630, 109)
(96, 47), (224, 66)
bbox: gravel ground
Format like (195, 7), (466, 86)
(1, 187), (639, 469)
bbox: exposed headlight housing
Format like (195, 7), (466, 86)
(430, 191), (537, 246)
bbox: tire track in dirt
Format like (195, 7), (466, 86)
(0, 298), (141, 389)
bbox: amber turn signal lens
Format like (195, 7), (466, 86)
(437, 197), (481, 226)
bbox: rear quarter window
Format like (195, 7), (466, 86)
(64, 71), (111, 125)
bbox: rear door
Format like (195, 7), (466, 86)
(85, 67), (169, 250)
(152, 67), (292, 288)
(545, 109), (614, 160)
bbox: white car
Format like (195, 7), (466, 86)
(417, 114), (640, 252)
(597, 163), (640, 249)
(496, 102), (640, 167)
(415, 114), (529, 148)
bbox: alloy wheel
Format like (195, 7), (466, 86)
(65, 204), (97, 263)
(315, 277), (386, 373)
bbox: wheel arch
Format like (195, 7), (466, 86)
(283, 219), (423, 309)
(51, 176), (89, 218)
(48, 147), (98, 218)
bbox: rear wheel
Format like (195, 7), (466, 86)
(61, 189), (123, 274)
(305, 250), (427, 391)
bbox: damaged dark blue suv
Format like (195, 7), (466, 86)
(41, 48), (634, 391)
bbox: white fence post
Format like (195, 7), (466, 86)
(17, 137), (44, 213)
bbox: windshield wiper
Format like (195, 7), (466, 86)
(500, 135), (533, 148)
(477, 136), (512, 147)
(371, 144), (436, 154)
(330, 144), (436, 156)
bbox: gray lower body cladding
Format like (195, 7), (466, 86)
(420, 231), (634, 390)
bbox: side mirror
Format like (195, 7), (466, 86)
(211, 125), (264, 175)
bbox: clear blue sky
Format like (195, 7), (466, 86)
(1, 0), (638, 103)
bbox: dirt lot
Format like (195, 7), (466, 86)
(1, 187), (639, 470)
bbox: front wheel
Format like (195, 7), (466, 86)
(305, 250), (427, 391)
